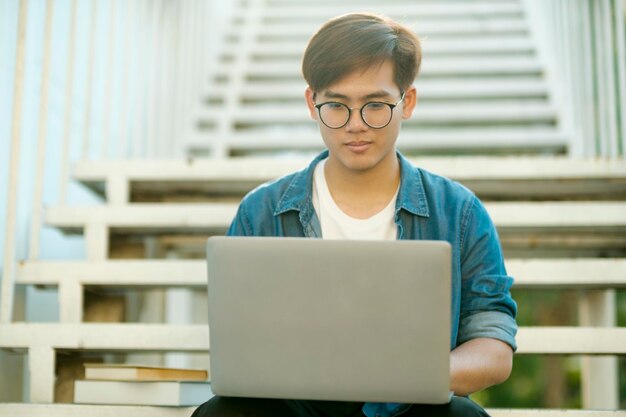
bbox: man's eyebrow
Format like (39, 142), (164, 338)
(361, 90), (395, 100)
(321, 90), (394, 101)
(321, 90), (350, 100)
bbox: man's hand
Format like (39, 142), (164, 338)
(450, 338), (513, 396)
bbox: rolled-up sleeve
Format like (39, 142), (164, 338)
(458, 311), (517, 350)
(458, 196), (518, 350)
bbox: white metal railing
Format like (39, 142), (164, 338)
(523, 2), (625, 407)
(0, 0), (230, 322)
(0, 0), (228, 401)
(0, 0), (625, 408)
(524, 0), (626, 158)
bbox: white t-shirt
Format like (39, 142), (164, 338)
(312, 159), (398, 240)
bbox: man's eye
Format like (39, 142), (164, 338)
(366, 102), (386, 110)
(325, 103), (345, 110)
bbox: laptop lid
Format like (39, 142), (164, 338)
(207, 236), (451, 404)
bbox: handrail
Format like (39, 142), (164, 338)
(1, 0), (228, 323)
(81, 0), (98, 160)
(1, 0), (28, 323)
(29, 0), (54, 261)
(101, 0), (115, 159)
(524, 0), (626, 158)
(524, 2), (624, 409)
(58, 0), (77, 205)
(0, 0), (624, 406)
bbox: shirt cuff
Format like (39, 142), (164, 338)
(457, 310), (518, 351)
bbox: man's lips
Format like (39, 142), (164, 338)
(346, 141), (372, 151)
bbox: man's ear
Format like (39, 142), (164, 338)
(401, 85), (418, 120)
(305, 86), (319, 121)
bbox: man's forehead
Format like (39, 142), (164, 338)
(314, 60), (398, 100)
(319, 89), (396, 101)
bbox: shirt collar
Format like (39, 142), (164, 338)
(274, 149), (429, 218)
(396, 151), (430, 218)
(274, 150), (328, 218)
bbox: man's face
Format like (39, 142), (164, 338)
(305, 60), (417, 175)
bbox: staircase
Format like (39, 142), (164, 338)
(188, 0), (567, 157)
(1, 0), (626, 415)
(3, 156), (626, 415)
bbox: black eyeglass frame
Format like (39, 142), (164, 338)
(313, 91), (406, 129)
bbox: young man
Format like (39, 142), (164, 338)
(193, 13), (517, 417)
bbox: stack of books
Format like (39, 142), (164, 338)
(74, 363), (212, 406)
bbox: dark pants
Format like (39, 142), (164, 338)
(191, 396), (490, 417)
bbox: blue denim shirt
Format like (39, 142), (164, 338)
(226, 150), (517, 417)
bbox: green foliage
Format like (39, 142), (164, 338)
(472, 290), (625, 408)
(474, 356), (581, 408)
(617, 291), (626, 409)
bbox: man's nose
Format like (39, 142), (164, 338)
(345, 108), (368, 131)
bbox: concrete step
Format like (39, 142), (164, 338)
(204, 78), (550, 102)
(43, 202), (626, 235)
(489, 412), (626, 417)
(234, 2), (524, 20)
(14, 257), (626, 324)
(197, 102), (558, 125)
(0, 323), (208, 351)
(1, 323), (625, 355)
(228, 18), (529, 39)
(213, 57), (545, 80)
(188, 129), (568, 156)
(0, 404), (196, 417)
(73, 156), (626, 202)
(204, 0), (554, 160)
(16, 259), (626, 289)
(73, 156), (626, 184)
(221, 37), (535, 58)
(1, 404), (624, 417)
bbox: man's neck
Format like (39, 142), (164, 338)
(323, 154), (400, 219)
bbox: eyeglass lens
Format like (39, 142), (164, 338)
(319, 102), (393, 129)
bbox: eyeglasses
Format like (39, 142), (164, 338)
(314, 91), (405, 129)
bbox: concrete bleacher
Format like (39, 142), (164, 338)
(1, 0), (625, 415)
(1, 156), (625, 414)
(0, 404), (622, 417)
(190, 0), (567, 157)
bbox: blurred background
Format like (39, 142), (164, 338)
(1, 0), (625, 411)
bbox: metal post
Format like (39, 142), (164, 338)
(145, 0), (162, 158)
(156, 0), (171, 157)
(58, 0), (78, 205)
(131, 0), (139, 159)
(558, 1), (576, 154)
(179, 0), (199, 158)
(119, 0), (133, 158)
(81, 0), (98, 161)
(593, 0), (609, 157)
(600, 1), (619, 157)
(102, 0), (116, 159)
(29, 0), (55, 261)
(173, 0), (187, 158)
(191, 0), (202, 117)
(569, 1), (585, 157)
(1, 0), (29, 323)
(128, 0), (147, 159)
(579, 290), (619, 409)
(182, 0), (192, 156)
(580, 0), (596, 157)
(613, 0), (626, 156)
(136, 0), (149, 159)
(169, 1), (183, 157)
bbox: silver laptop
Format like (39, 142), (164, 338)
(206, 236), (452, 404)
